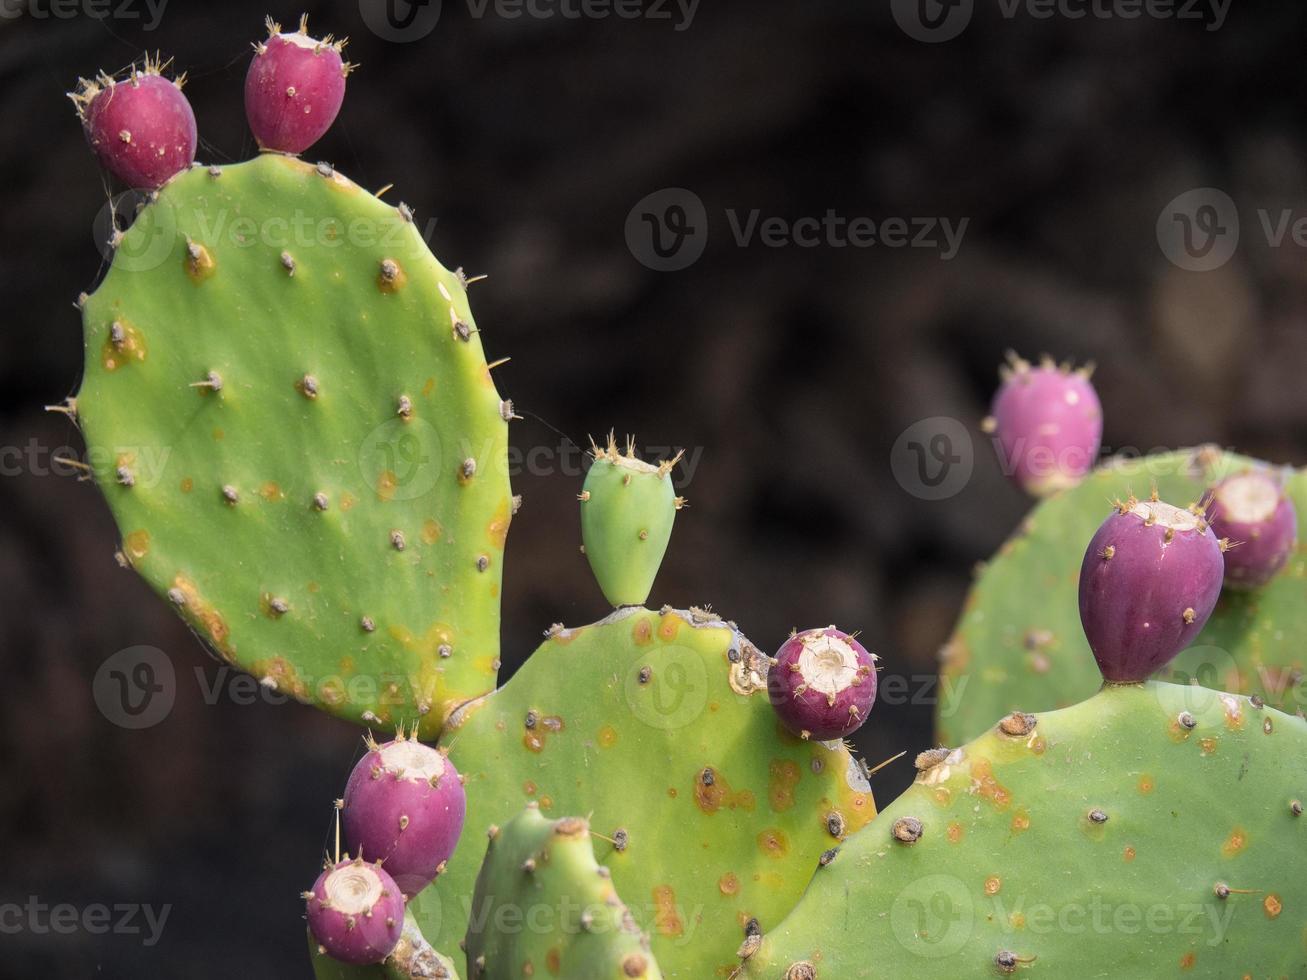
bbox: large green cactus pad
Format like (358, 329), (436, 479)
(745, 681), (1307, 978)
(940, 448), (1307, 745)
(312, 606), (877, 979)
(77, 155), (512, 734)
(464, 804), (662, 978)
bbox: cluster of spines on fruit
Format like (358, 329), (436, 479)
(65, 14), (1305, 978)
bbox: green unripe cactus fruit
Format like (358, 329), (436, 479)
(75, 155), (513, 736)
(465, 805), (662, 979)
(745, 681), (1307, 977)
(580, 435), (684, 607)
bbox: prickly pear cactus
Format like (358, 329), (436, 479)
(311, 908), (461, 980)
(75, 154), (513, 734)
(939, 447), (1307, 744)
(315, 606), (876, 979)
(744, 681), (1307, 977)
(464, 804), (662, 979)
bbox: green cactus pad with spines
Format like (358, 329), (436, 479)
(580, 438), (680, 607)
(77, 155), (512, 735)
(744, 681), (1307, 978)
(309, 908), (461, 979)
(939, 447), (1307, 745)
(464, 805), (662, 979)
(312, 606), (877, 979)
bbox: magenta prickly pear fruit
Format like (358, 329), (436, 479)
(984, 351), (1103, 497)
(304, 856), (404, 965)
(69, 57), (196, 190)
(1208, 470), (1298, 591)
(1078, 494), (1225, 683)
(767, 626), (878, 740)
(341, 731), (466, 897)
(245, 16), (351, 154)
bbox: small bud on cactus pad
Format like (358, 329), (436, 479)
(984, 351), (1102, 497)
(767, 627), (878, 740)
(1078, 495), (1224, 683)
(245, 16), (350, 154)
(1208, 471), (1298, 591)
(341, 732), (466, 896)
(304, 857), (404, 965)
(69, 58), (196, 190)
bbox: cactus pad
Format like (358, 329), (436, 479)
(744, 681), (1307, 977)
(464, 805), (662, 979)
(76, 155), (512, 734)
(940, 448), (1307, 744)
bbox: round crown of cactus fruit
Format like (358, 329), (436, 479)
(341, 726), (466, 898)
(983, 351), (1102, 497)
(68, 55), (196, 190)
(767, 626), (878, 740)
(245, 15), (352, 154)
(304, 856), (405, 966)
(1208, 469), (1298, 591)
(1078, 492), (1225, 683)
(579, 434), (685, 607)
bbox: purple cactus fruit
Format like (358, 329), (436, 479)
(767, 627), (878, 740)
(304, 856), (404, 965)
(1078, 495), (1225, 683)
(245, 16), (350, 154)
(1208, 471), (1298, 591)
(984, 352), (1103, 497)
(341, 734), (465, 897)
(69, 60), (196, 190)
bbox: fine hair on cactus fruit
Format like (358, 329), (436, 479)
(245, 15), (352, 154)
(69, 55), (196, 190)
(304, 857), (405, 966)
(767, 626), (878, 740)
(1078, 492), (1225, 683)
(983, 351), (1102, 497)
(1208, 469), (1298, 591)
(341, 729), (466, 898)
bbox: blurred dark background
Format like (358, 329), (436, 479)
(5, 0), (1307, 975)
